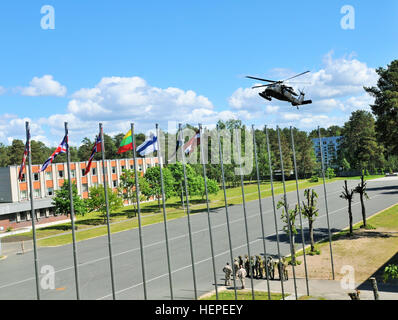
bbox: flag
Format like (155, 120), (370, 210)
(183, 130), (200, 155)
(40, 135), (68, 172)
(117, 129), (135, 154)
(18, 134), (30, 181)
(84, 134), (102, 176)
(168, 127), (183, 162)
(136, 133), (158, 156)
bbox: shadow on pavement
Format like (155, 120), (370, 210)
(357, 251), (398, 293)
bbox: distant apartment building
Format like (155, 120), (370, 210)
(312, 136), (342, 168)
(0, 157), (159, 231)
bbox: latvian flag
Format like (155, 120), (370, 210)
(83, 134), (102, 176)
(40, 135), (68, 172)
(183, 130), (200, 155)
(18, 134), (30, 181)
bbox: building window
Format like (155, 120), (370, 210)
(39, 209), (46, 218)
(47, 187), (54, 196)
(82, 184), (88, 193)
(34, 189), (41, 198)
(9, 213), (16, 223)
(20, 190), (28, 200)
(113, 180), (118, 188)
(45, 171), (53, 180)
(58, 170), (64, 178)
(20, 173), (26, 182)
(71, 170), (76, 178)
(33, 173), (40, 181)
(19, 212), (27, 222)
(92, 168), (97, 176)
(81, 169), (86, 176)
(121, 165), (125, 171)
(112, 167), (116, 174)
(130, 165), (134, 170)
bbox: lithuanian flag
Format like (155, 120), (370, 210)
(117, 129), (134, 154)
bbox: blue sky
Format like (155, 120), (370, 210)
(0, 0), (397, 146)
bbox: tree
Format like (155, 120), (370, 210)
(118, 169), (142, 217)
(87, 185), (123, 223)
(326, 167), (336, 179)
(339, 110), (385, 171)
(0, 143), (10, 167)
(7, 139), (25, 165)
(354, 175), (369, 228)
(365, 60), (398, 155)
(142, 166), (175, 210)
(277, 197), (299, 262)
(31, 140), (51, 165)
(52, 180), (87, 217)
(340, 180), (355, 235)
(302, 189), (319, 252)
(203, 178), (219, 200)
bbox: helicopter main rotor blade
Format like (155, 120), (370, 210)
(282, 71), (310, 82)
(246, 76), (277, 83)
(251, 84), (273, 89)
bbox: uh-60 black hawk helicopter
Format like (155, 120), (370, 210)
(246, 70), (313, 109)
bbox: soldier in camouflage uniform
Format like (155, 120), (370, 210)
(233, 258), (239, 278)
(238, 255), (243, 268)
(255, 255), (261, 279)
(250, 256), (256, 278)
(222, 262), (233, 286)
(244, 255), (250, 276)
(237, 265), (247, 289)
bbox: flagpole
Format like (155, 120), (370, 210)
(277, 126), (298, 300)
(65, 122), (81, 300)
(265, 126), (285, 300)
(156, 123), (174, 300)
(290, 126), (310, 296)
(99, 123), (116, 300)
(199, 124), (218, 300)
(178, 123), (198, 300)
(217, 124), (238, 300)
(234, 125), (255, 300)
(251, 125), (271, 300)
(26, 121), (41, 300)
(318, 126), (335, 280)
(131, 123), (148, 300)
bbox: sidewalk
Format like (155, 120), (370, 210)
(254, 277), (398, 300)
(0, 219), (70, 238)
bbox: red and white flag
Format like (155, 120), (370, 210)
(183, 130), (200, 155)
(18, 133), (30, 181)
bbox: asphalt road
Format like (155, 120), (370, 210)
(0, 178), (397, 300)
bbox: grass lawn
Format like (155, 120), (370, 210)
(293, 202), (398, 282)
(200, 290), (286, 300)
(2, 175), (378, 247)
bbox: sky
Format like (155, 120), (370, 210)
(0, 0), (397, 146)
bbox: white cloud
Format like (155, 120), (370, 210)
(20, 75), (67, 97)
(0, 114), (44, 143)
(0, 86), (6, 95)
(66, 76), (219, 126)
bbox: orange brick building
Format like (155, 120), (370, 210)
(0, 157), (159, 231)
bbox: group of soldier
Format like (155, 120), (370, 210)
(222, 254), (289, 289)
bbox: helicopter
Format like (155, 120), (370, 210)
(246, 71), (312, 109)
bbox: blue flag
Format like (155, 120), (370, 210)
(136, 134), (158, 156)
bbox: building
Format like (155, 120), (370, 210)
(312, 136), (342, 168)
(0, 157), (159, 231)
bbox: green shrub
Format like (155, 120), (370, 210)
(6, 227), (12, 232)
(309, 176), (319, 183)
(326, 168), (336, 179)
(383, 264), (398, 283)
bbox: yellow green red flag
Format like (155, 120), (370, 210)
(117, 129), (134, 154)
